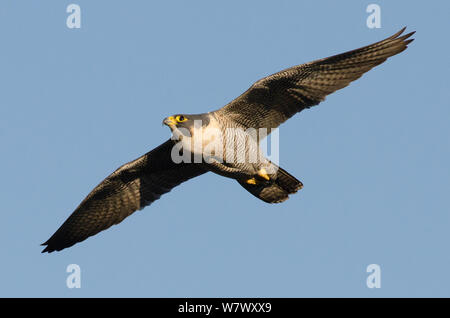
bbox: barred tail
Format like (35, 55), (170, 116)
(238, 167), (303, 203)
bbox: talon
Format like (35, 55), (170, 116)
(246, 178), (257, 185)
(257, 168), (270, 181)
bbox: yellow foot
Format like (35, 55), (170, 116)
(257, 168), (270, 181)
(246, 178), (257, 185)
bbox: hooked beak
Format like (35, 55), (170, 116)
(163, 116), (177, 127)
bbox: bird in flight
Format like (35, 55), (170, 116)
(42, 28), (414, 253)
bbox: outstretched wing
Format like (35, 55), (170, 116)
(42, 139), (206, 253)
(217, 28), (414, 130)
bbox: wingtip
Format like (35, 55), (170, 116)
(404, 38), (415, 46)
(390, 26), (407, 39)
(41, 241), (55, 253)
(394, 27), (415, 38)
(391, 27), (415, 50)
(400, 31), (416, 40)
(402, 30), (415, 48)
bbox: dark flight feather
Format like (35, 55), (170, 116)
(41, 140), (206, 253)
(218, 28), (414, 130)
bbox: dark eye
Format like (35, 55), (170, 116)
(176, 115), (187, 122)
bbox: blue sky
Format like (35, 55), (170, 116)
(1, 1), (449, 297)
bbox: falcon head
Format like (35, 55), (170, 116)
(163, 113), (210, 138)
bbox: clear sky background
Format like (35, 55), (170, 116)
(1, 1), (449, 297)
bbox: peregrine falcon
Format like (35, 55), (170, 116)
(42, 28), (414, 253)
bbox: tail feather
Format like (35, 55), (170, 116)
(276, 167), (303, 194)
(238, 167), (303, 203)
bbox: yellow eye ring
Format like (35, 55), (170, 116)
(176, 115), (187, 122)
